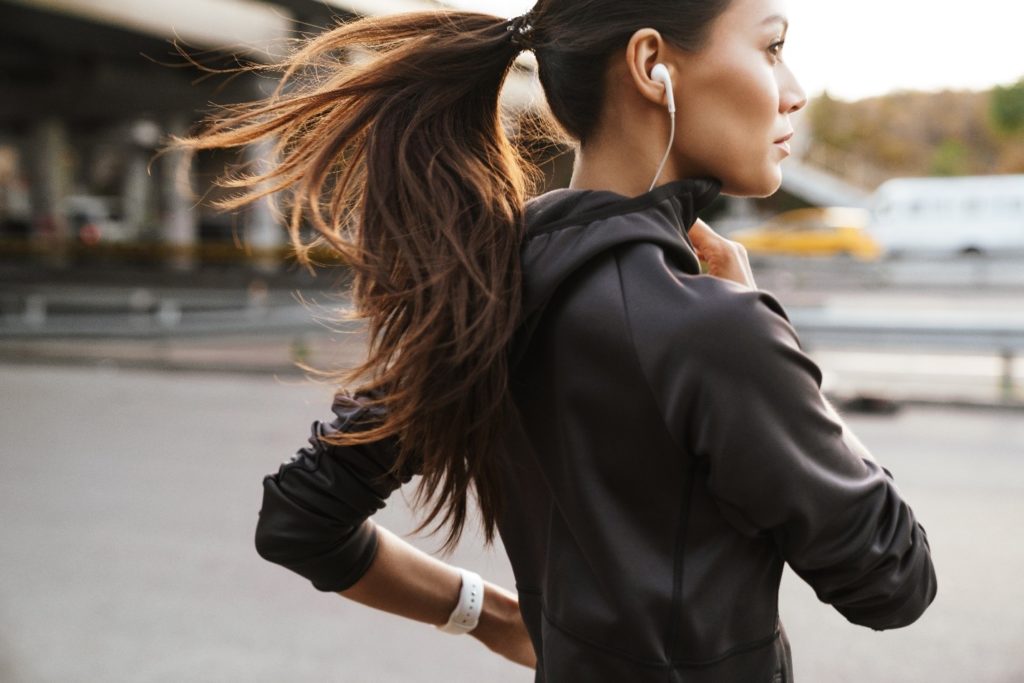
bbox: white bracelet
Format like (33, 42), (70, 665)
(436, 567), (484, 635)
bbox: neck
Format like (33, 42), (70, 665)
(568, 115), (696, 198)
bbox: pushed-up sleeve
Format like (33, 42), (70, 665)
(651, 281), (937, 630)
(254, 392), (416, 592)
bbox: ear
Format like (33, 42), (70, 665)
(624, 29), (674, 111)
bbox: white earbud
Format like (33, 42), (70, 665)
(648, 63), (677, 191)
(650, 63), (675, 113)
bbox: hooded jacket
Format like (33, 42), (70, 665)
(254, 177), (938, 682)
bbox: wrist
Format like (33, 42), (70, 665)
(469, 582), (520, 645)
(436, 567), (484, 634)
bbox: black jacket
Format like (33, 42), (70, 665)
(254, 177), (937, 682)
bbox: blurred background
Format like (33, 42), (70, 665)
(1, 0), (1022, 681)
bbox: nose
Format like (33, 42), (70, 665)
(779, 63), (807, 114)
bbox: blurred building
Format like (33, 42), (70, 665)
(0, 0), (546, 270)
(0, 0), (859, 271)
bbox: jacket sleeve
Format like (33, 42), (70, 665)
(254, 391), (417, 592)
(651, 281), (937, 630)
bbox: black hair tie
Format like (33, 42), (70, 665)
(506, 11), (537, 51)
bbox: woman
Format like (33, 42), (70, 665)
(166, 0), (937, 680)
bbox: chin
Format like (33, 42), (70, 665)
(720, 169), (782, 198)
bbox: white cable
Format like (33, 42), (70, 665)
(649, 110), (676, 192)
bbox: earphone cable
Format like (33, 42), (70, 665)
(649, 110), (676, 192)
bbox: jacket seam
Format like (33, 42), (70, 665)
(613, 249), (696, 665)
(540, 607), (782, 669)
(612, 248), (690, 458)
(666, 474), (696, 662)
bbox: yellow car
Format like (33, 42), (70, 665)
(730, 207), (883, 260)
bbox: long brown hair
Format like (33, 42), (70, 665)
(161, 2), (731, 553)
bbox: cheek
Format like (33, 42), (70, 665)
(707, 65), (776, 140)
(676, 95), (756, 175)
(677, 62), (781, 191)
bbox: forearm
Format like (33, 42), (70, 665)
(336, 521), (522, 646)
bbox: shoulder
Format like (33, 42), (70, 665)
(614, 240), (797, 346)
(613, 243), (827, 453)
(613, 241), (817, 386)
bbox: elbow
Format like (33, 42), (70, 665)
(848, 560), (937, 631)
(254, 515), (380, 592)
(837, 531), (938, 631)
(252, 477), (315, 565)
(252, 485), (381, 592)
(252, 411), (402, 591)
(253, 508), (290, 564)
(833, 477), (938, 631)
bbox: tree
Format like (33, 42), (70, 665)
(989, 77), (1024, 137)
(930, 139), (969, 176)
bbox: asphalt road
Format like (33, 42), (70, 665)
(1, 364), (1022, 682)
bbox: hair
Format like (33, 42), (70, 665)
(160, 0), (732, 554)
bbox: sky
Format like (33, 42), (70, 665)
(439, 0), (1024, 102)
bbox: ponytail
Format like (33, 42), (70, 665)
(163, 10), (548, 552)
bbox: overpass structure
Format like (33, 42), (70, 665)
(0, 0), (857, 270)
(778, 158), (870, 209)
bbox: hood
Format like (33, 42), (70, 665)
(510, 176), (722, 370)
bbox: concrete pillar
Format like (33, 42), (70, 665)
(122, 153), (149, 239)
(160, 115), (199, 270)
(121, 119), (162, 245)
(27, 118), (73, 265)
(0, 140), (31, 237)
(243, 136), (284, 273)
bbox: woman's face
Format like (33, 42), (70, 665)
(672, 0), (806, 197)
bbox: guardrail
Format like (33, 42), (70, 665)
(0, 297), (340, 338)
(788, 309), (1024, 404)
(1, 292), (1021, 404)
(0, 237), (345, 266)
(749, 254), (1024, 290)
(4, 239), (1024, 289)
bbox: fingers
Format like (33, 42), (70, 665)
(689, 218), (737, 261)
(687, 218), (757, 289)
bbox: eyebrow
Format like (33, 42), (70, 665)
(761, 14), (789, 30)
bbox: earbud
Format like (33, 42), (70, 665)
(650, 63), (676, 113)
(647, 63), (677, 191)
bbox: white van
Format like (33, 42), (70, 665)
(867, 174), (1024, 258)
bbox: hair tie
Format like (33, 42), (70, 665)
(506, 11), (536, 51)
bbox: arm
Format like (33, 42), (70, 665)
(654, 223), (929, 626)
(340, 522), (535, 667)
(622, 252), (937, 630)
(254, 392), (535, 668)
(677, 288), (936, 630)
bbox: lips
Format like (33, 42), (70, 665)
(773, 132), (794, 144)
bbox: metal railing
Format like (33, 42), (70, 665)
(1, 289), (1021, 404)
(789, 309), (1024, 404)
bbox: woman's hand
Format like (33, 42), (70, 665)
(470, 582), (537, 669)
(688, 218), (758, 290)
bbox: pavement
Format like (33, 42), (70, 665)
(1, 364), (1022, 682)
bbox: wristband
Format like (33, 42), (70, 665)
(436, 567), (484, 635)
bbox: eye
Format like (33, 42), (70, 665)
(768, 39), (785, 60)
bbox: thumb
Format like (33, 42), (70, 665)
(687, 218), (717, 246)
(687, 218), (718, 257)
